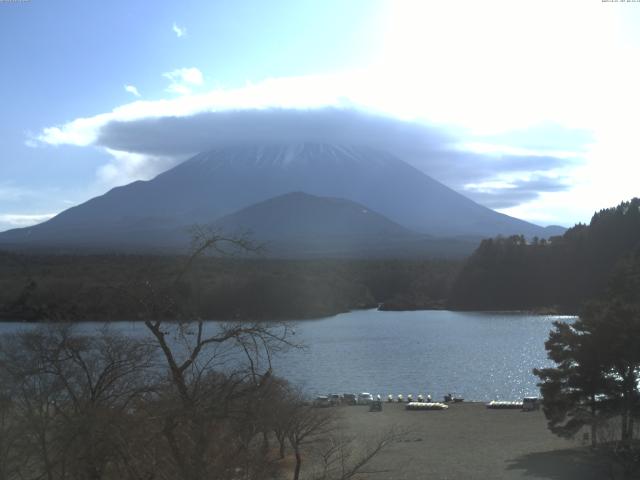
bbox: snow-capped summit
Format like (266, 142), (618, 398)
(0, 142), (559, 254)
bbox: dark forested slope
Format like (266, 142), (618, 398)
(0, 254), (461, 321)
(450, 198), (640, 312)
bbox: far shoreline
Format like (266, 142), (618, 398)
(0, 306), (579, 324)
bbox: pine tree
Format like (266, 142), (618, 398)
(535, 250), (640, 449)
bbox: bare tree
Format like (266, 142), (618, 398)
(128, 229), (297, 480)
(0, 325), (156, 480)
(0, 373), (25, 480)
(138, 319), (294, 480)
(261, 377), (296, 460)
(310, 428), (406, 480)
(285, 398), (337, 480)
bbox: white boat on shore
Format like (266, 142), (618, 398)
(406, 402), (448, 411)
(486, 400), (523, 409)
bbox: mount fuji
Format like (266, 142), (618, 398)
(0, 143), (564, 256)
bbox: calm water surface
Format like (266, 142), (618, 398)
(0, 309), (575, 401)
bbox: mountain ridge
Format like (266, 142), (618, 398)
(0, 142), (565, 255)
(214, 191), (414, 239)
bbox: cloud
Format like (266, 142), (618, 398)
(97, 149), (179, 186)
(172, 22), (186, 38)
(476, 124), (595, 153)
(163, 67), (203, 95)
(0, 213), (56, 229)
(96, 108), (449, 158)
(0, 184), (73, 231)
(94, 107), (574, 190)
(37, 74), (357, 147)
(124, 84), (141, 97)
(410, 148), (571, 188)
(464, 175), (570, 209)
(34, 74), (586, 210)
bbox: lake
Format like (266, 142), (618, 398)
(0, 309), (574, 402)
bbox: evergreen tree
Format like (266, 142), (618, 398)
(534, 315), (611, 447)
(451, 198), (640, 312)
(535, 250), (640, 449)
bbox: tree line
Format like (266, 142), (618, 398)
(4, 198), (640, 322)
(0, 252), (460, 322)
(535, 241), (640, 478)
(450, 198), (640, 312)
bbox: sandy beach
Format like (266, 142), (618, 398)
(333, 402), (607, 480)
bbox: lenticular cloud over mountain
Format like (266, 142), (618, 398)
(92, 107), (570, 204)
(97, 108), (450, 160)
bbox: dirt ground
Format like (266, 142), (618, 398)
(333, 402), (608, 480)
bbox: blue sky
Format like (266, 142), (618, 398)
(1, 0), (639, 231)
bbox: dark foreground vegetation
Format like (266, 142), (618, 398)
(533, 232), (640, 479)
(0, 251), (460, 322)
(0, 324), (402, 480)
(0, 234), (401, 480)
